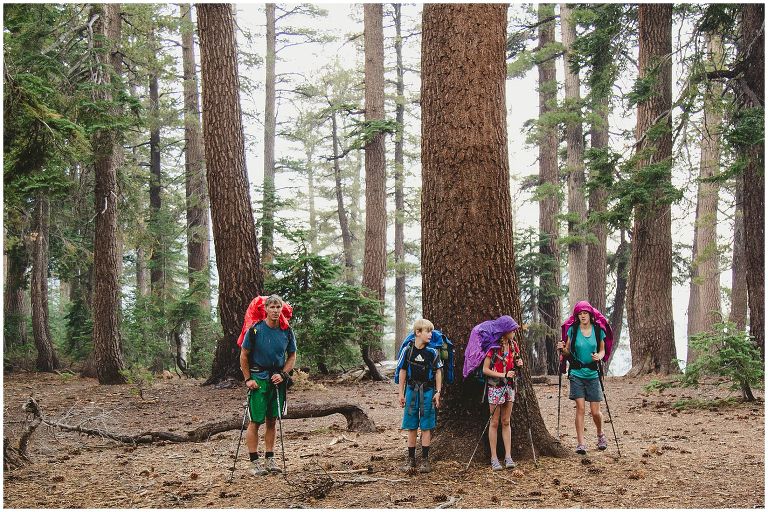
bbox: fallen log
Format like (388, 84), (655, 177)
(19, 397), (375, 448)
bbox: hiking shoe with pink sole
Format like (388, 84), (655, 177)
(597, 433), (608, 450)
(576, 444), (587, 455)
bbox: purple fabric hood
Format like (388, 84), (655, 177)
(462, 315), (520, 378)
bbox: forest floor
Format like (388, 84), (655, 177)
(2, 370), (764, 509)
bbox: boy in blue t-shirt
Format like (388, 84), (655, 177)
(240, 295), (296, 476)
(557, 306), (607, 455)
(396, 318), (443, 473)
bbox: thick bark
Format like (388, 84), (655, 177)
(30, 195), (60, 372)
(421, 3), (566, 460)
(740, 5), (764, 356)
(393, 3), (408, 352)
(181, 4), (212, 368)
(561, 4), (589, 306)
(90, 3), (126, 384)
(261, 3), (277, 265)
(626, 4), (678, 376)
(605, 231), (629, 373)
(148, 29), (164, 299)
(729, 176), (748, 330)
(4, 238), (29, 347)
(361, 4), (387, 378)
(587, 101), (609, 313)
(332, 111), (355, 285)
(687, 32), (723, 364)
(197, 4), (264, 384)
(537, 4), (561, 376)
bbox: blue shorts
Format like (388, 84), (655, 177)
(401, 385), (436, 431)
(568, 375), (603, 402)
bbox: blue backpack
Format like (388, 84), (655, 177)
(394, 329), (455, 385)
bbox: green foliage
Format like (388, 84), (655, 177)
(672, 397), (739, 411)
(681, 322), (764, 401)
(63, 296), (93, 361)
(514, 227), (563, 323)
(265, 245), (386, 372)
(643, 378), (679, 393)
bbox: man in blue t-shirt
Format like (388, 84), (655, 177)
(240, 294), (297, 476)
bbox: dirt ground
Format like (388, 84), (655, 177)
(2, 370), (764, 509)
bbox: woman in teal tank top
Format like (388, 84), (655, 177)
(557, 305), (608, 455)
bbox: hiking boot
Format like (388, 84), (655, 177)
(264, 457), (282, 473)
(504, 456), (516, 469)
(490, 458), (503, 471)
(249, 459), (268, 476)
(575, 444), (587, 455)
(419, 459), (431, 473)
(597, 433), (608, 451)
(401, 456), (416, 472)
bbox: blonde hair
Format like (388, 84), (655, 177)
(413, 318), (434, 334)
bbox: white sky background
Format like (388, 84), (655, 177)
(230, 3), (737, 375)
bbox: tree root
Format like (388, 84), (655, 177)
(17, 396), (375, 449)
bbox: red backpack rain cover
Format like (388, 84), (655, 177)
(236, 296), (293, 347)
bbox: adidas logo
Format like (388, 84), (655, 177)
(414, 354), (425, 362)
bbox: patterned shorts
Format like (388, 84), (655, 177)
(487, 385), (515, 405)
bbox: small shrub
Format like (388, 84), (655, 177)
(681, 321), (763, 401)
(644, 378), (678, 393)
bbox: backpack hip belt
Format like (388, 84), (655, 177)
(406, 381), (435, 417)
(567, 357), (599, 372)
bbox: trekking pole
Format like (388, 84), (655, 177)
(556, 350), (562, 442)
(274, 381), (287, 472)
(228, 390), (250, 483)
(597, 361), (621, 457)
(464, 382), (507, 471)
(516, 373), (538, 467)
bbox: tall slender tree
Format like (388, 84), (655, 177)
(687, 32), (724, 363)
(90, 3), (127, 384)
(361, 3), (387, 378)
(739, 4), (764, 356)
(392, 2), (408, 351)
(197, 3), (263, 383)
(536, 3), (562, 375)
(181, 4), (212, 366)
(31, 194), (60, 371)
(148, 25), (165, 299)
(561, 3), (589, 306)
(421, 3), (565, 459)
(626, 4), (678, 376)
(261, 3), (277, 265)
(729, 176), (748, 330)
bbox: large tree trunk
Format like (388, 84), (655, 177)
(421, 3), (566, 461)
(197, 4), (264, 384)
(536, 4), (561, 376)
(261, 3), (277, 265)
(560, 4), (589, 307)
(393, 3), (408, 353)
(729, 176), (748, 330)
(686, 32), (723, 364)
(30, 195), (60, 372)
(739, 5), (764, 356)
(361, 3), (387, 376)
(181, 4), (212, 369)
(331, 111), (355, 285)
(605, 230), (629, 373)
(626, 4), (678, 376)
(90, 3), (126, 384)
(587, 101), (609, 313)
(148, 28), (164, 300)
(4, 236), (30, 348)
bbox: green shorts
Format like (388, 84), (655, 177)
(248, 376), (287, 424)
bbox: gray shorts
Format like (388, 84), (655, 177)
(568, 375), (603, 402)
